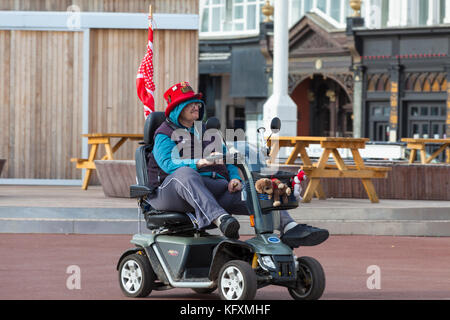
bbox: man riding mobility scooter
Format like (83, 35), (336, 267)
(117, 110), (327, 300)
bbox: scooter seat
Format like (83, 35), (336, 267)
(144, 209), (195, 230)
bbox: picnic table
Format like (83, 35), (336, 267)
(401, 138), (450, 164)
(267, 136), (391, 203)
(71, 133), (143, 190)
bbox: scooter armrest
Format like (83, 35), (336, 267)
(130, 185), (154, 198)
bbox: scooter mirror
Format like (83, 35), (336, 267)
(257, 127), (266, 134)
(206, 117), (221, 130)
(270, 117), (281, 133)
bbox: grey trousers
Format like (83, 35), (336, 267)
(148, 166), (295, 230)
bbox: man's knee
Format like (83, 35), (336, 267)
(172, 166), (201, 178)
(220, 192), (249, 215)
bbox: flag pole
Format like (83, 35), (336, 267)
(136, 4), (156, 119)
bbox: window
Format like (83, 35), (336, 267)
(317, 0), (327, 12)
(247, 0), (257, 30)
(330, 0), (341, 22)
(381, 0), (389, 27)
(407, 104), (446, 138)
(200, 0), (224, 33)
(200, 0), (266, 37)
(419, 0), (429, 25)
(431, 107), (439, 116)
(304, 0), (313, 12)
(368, 103), (390, 141)
(201, 6), (210, 32)
(212, 3), (222, 31)
(440, 0), (446, 23)
(289, 0), (302, 27)
(288, 0), (346, 28)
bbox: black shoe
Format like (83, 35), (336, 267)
(219, 215), (240, 239)
(281, 224), (329, 248)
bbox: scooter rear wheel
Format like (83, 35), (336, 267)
(118, 253), (156, 298)
(218, 260), (257, 300)
(288, 256), (325, 300)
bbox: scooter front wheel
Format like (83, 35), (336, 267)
(288, 256), (325, 300)
(218, 260), (257, 300)
(118, 253), (156, 298)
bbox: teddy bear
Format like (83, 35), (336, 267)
(291, 169), (307, 200)
(271, 178), (292, 207)
(255, 178), (273, 199)
(255, 178), (291, 207)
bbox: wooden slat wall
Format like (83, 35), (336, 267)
(318, 164), (450, 200)
(0, 30), (84, 179)
(89, 28), (199, 162)
(0, 31), (11, 178)
(0, 0), (199, 14)
(0, 1), (199, 180)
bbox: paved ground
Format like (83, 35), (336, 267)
(1, 185), (450, 236)
(0, 233), (449, 300)
(2, 185), (450, 209)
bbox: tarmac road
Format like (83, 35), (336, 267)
(0, 233), (449, 300)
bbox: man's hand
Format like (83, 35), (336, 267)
(206, 152), (224, 164)
(196, 158), (215, 169)
(228, 179), (242, 193)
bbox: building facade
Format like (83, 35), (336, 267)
(356, 27), (450, 142)
(199, 0), (450, 143)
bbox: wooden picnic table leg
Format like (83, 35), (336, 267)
(111, 137), (128, 154)
(82, 143), (98, 190)
(409, 148), (417, 164)
(268, 140), (280, 164)
(330, 149), (347, 170)
(425, 143), (449, 164)
(298, 145), (326, 200)
(351, 149), (379, 203)
(285, 142), (301, 164)
(101, 138), (115, 161)
(447, 146), (450, 164)
(302, 148), (331, 203)
(419, 146), (427, 164)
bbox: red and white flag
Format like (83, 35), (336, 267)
(136, 14), (155, 119)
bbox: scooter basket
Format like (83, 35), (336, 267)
(251, 171), (299, 212)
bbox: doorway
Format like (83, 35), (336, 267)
(291, 74), (352, 137)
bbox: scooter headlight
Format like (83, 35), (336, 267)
(260, 255), (276, 270)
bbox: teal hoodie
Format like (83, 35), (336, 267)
(152, 99), (241, 181)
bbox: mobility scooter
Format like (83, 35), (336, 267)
(117, 112), (326, 300)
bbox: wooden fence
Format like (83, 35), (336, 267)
(0, 0), (199, 181)
(0, 30), (84, 180)
(319, 163), (450, 200)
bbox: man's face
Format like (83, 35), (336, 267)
(180, 102), (201, 123)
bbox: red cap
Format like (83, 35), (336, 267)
(163, 82), (203, 117)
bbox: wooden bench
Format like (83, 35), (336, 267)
(302, 164), (391, 179)
(70, 158), (96, 169)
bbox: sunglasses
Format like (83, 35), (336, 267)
(187, 102), (202, 109)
